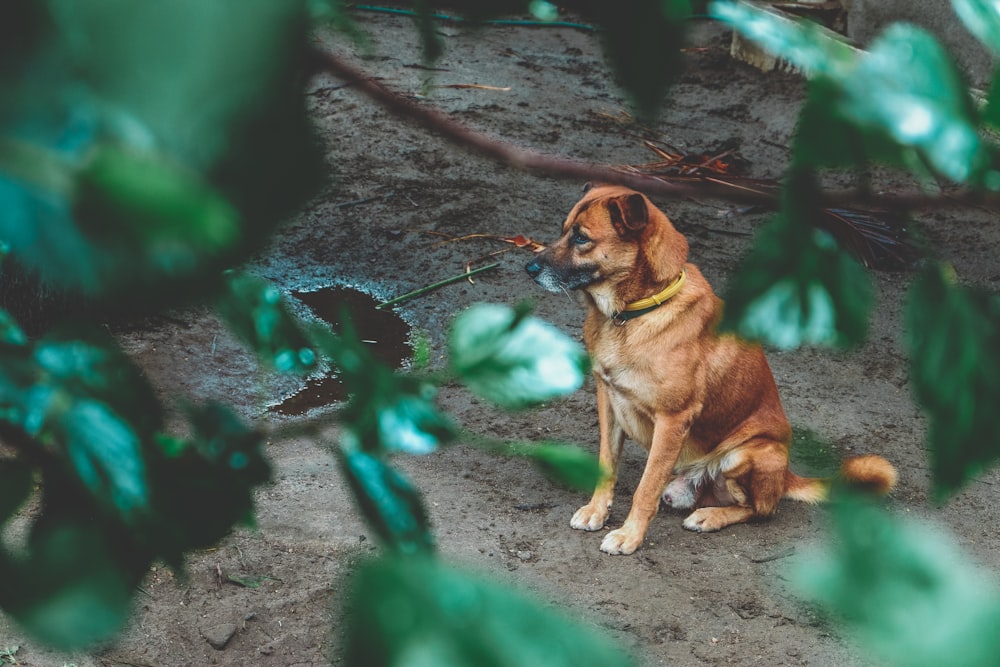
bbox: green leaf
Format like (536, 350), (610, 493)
(370, 388), (454, 456)
(450, 303), (589, 409)
(0, 459), (33, 523)
(317, 318), (453, 456)
(905, 265), (1000, 497)
(508, 442), (602, 491)
(31, 328), (163, 437)
(795, 494), (1000, 667)
(57, 399), (148, 521)
(591, 0), (691, 118)
(342, 555), (637, 667)
(722, 188), (873, 349)
(339, 447), (435, 555)
(147, 403), (270, 561)
(710, 0), (857, 77)
(0, 309), (27, 347)
(0, 0), (320, 303)
(841, 25), (985, 183)
(717, 1), (986, 183)
(216, 271), (317, 373)
(0, 514), (143, 650)
(952, 0), (1000, 56)
(0, 329), (162, 524)
(342, 374), (455, 456)
(74, 145), (242, 262)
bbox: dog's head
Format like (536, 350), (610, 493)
(525, 184), (688, 312)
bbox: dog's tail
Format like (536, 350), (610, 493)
(783, 454), (897, 504)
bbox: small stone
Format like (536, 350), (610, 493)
(203, 622), (238, 650)
(516, 550), (533, 562)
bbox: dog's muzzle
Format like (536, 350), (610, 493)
(525, 258), (561, 293)
(526, 257), (599, 293)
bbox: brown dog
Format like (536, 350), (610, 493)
(525, 184), (896, 555)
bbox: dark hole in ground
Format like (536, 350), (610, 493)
(270, 286), (411, 416)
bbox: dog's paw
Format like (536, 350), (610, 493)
(600, 528), (643, 555)
(570, 504), (609, 531)
(682, 508), (726, 533)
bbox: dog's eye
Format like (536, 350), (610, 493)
(572, 231), (591, 245)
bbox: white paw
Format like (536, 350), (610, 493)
(571, 504), (609, 531)
(682, 508), (723, 533)
(600, 528), (642, 555)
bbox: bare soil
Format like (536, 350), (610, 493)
(4, 12), (1000, 667)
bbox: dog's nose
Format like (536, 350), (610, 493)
(525, 260), (543, 278)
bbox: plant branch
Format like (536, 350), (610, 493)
(310, 48), (1000, 214)
(309, 48), (775, 205)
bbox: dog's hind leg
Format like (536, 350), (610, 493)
(681, 440), (787, 533)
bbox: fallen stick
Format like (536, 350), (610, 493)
(376, 262), (500, 309)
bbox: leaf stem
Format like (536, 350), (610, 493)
(377, 263), (500, 310)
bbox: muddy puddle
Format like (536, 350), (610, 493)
(270, 286), (411, 416)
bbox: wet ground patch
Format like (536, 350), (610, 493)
(270, 286), (411, 416)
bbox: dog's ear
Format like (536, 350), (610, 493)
(607, 193), (649, 239)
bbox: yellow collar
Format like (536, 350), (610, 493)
(621, 269), (687, 312)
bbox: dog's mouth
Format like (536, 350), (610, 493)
(525, 259), (599, 293)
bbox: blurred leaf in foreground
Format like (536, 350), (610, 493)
(505, 441), (603, 491)
(721, 181), (873, 349)
(710, 0), (857, 77)
(217, 271), (317, 373)
(148, 403), (271, 563)
(0, 513), (142, 650)
(343, 378), (455, 456)
(0, 0), (319, 303)
(343, 555), (637, 667)
(714, 1), (989, 184)
(952, 0), (1000, 57)
(905, 265), (1000, 498)
(0, 326), (162, 525)
(795, 494), (1000, 667)
(590, 0), (691, 118)
(340, 447), (435, 555)
(450, 303), (589, 409)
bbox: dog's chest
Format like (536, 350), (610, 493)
(588, 321), (695, 446)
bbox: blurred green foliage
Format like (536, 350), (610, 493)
(344, 555), (636, 667)
(0, 0), (607, 654)
(449, 303), (590, 409)
(796, 493), (1000, 667)
(906, 265), (1000, 498)
(713, 1), (1000, 663)
(712, 0), (1000, 495)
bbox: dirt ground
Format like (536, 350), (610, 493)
(4, 11), (1000, 667)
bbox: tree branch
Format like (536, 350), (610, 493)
(310, 48), (999, 214)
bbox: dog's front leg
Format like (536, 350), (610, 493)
(571, 379), (624, 531)
(600, 412), (691, 555)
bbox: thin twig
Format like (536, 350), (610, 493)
(376, 262), (500, 309)
(750, 546), (796, 563)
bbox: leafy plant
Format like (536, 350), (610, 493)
(795, 493), (1000, 667)
(0, 2), (632, 654)
(711, 0), (1000, 496)
(711, 1), (1000, 663)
